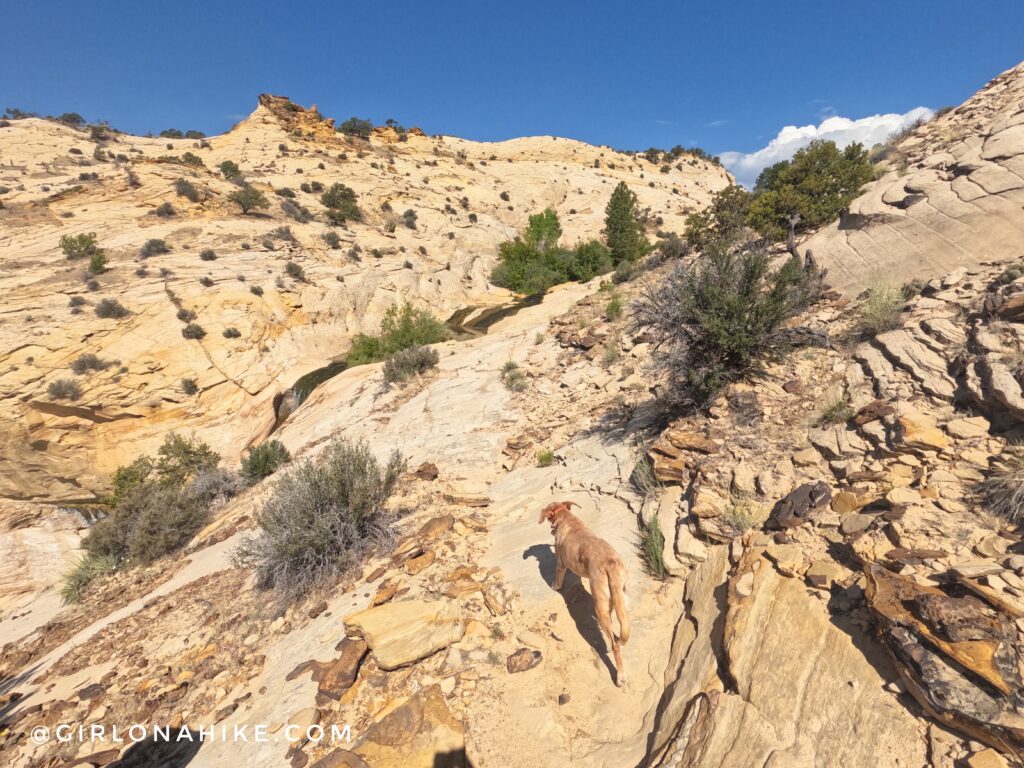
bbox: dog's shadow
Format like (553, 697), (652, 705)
(523, 544), (617, 682)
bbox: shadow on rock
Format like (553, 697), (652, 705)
(108, 732), (203, 768)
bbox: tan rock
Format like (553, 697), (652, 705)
(344, 600), (465, 670)
(353, 685), (464, 768)
(899, 410), (950, 452)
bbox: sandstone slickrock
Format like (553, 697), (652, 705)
(344, 600), (465, 670)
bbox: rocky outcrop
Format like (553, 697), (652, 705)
(803, 60), (1024, 296)
(344, 600), (466, 670)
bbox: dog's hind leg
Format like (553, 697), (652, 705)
(593, 573), (626, 687)
(554, 559), (566, 590)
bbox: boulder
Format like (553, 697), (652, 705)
(353, 685), (464, 768)
(344, 600), (465, 670)
(768, 481), (832, 529)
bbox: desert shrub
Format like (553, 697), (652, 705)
(347, 302), (449, 365)
(402, 209), (418, 229)
(605, 182), (650, 264)
(240, 440), (292, 484)
(901, 278), (926, 299)
(269, 225), (296, 242)
(322, 231), (341, 249)
(382, 345), (439, 384)
(160, 128), (184, 138)
(606, 293), (623, 321)
(816, 389), (853, 425)
(60, 232), (102, 260)
(181, 377), (198, 395)
(976, 448), (1024, 523)
(567, 240), (614, 283)
(154, 202), (175, 218)
(180, 152), (204, 167)
(854, 282), (904, 339)
(48, 378), (83, 400)
(276, 187), (296, 198)
(536, 449), (555, 467)
(181, 323), (206, 339)
(140, 238), (170, 257)
(229, 185), (269, 215)
(250, 285), (264, 296)
(59, 554), (116, 604)
(285, 261), (304, 279)
(71, 353), (110, 374)
(199, 249), (217, 261)
(88, 251), (107, 274)
(218, 160), (242, 180)
(281, 199), (313, 223)
(611, 259), (640, 284)
(684, 185), (752, 252)
(233, 438), (404, 601)
(95, 298), (129, 318)
(320, 183), (361, 224)
(223, 327), (241, 338)
(174, 178), (201, 202)
(501, 360), (527, 392)
(746, 140), (873, 241)
(176, 308), (197, 322)
(69, 295), (86, 308)
(338, 117), (373, 139)
(634, 239), (824, 408)
(199, 276), (214, 287)
(637, 518), (667, 579)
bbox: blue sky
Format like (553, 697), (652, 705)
(4, 0), (1022, 183)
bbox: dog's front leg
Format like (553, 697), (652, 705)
(554, 558), (566, 590)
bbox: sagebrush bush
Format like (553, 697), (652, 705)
(347, 302), (449, 365)
(48, 378), (83, 400)
(181, 377), (198, 395)
(154, 202), (175, 218)
(635, 239), (823, 407)
(200, 249), (217, 261)
(501, 360), (527, 392)
(71, 353), (110, 374)
(140, 238), (170, 258)
(383, 345), (439, 384)
(181, 323), (206, 340)
(233, 438), (404, 602)
(95, 298), (128, 318)
(240, 439), (292, 484)
(285, 261), (304, 279)
(174, 178), (200, 202)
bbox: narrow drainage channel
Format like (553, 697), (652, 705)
(272, 294), (544, 429)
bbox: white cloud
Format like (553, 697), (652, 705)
(720, 106), (933, 188)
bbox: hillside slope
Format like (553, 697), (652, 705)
(0, 96), (730, 506)
(804, 59), (1024, 295)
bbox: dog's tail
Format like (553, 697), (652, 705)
(609, 562), (630, 644)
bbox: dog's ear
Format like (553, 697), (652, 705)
(538, 503), (559, 524)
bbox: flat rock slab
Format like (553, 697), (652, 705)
(344, 600), (465, 670)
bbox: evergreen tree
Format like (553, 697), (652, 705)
(604, 182), (649, 264)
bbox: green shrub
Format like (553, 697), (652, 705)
(229, 185), (269, 215)
(276, 187), (296, 198)
(635, 239), (823, 407)
(233, 438), (404, 602)
(816, 391), (853, 426)
(240, 439), (292, 484)
(218, 160), (242, 180)
(200, 249), (217, 261)
(854, 282), (904, 339)
(382, 345), (440, 384)
(281, 199), (313, 223)
(87, 251), (107, 274)
(154, 202), (175, 218)
(71, 353), (110, 374)
(536, 449), (554, 467)
(140, 238), (170, 258)
(322, 231), (341, 249)
(604, 182), (650, 264)
(501, 360), (527, 392)
(176, 308), (196, 322)
(976, 447), (1024, 523)
(48, 378), (82, 400)
(60, 232), (102, 260)
(567, 240), (613, 283)
(684, 185), (752, 252)
(223, 327), (241, 338)
(174, 178), (200, 202)
(95, 298), (128, 318)
(402, 209), (418, 229)
(606, 293), (623, 321)
(746, 140), (873, 241)
(338, 117), (373, 139)
(637, 518), (667, 579)
(181, 377), (198, 395)
(320, 183), (361, 224)
(285, 261), (304, 280)
(347, 302), (449, 365)
(59, 554), (117, 604)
